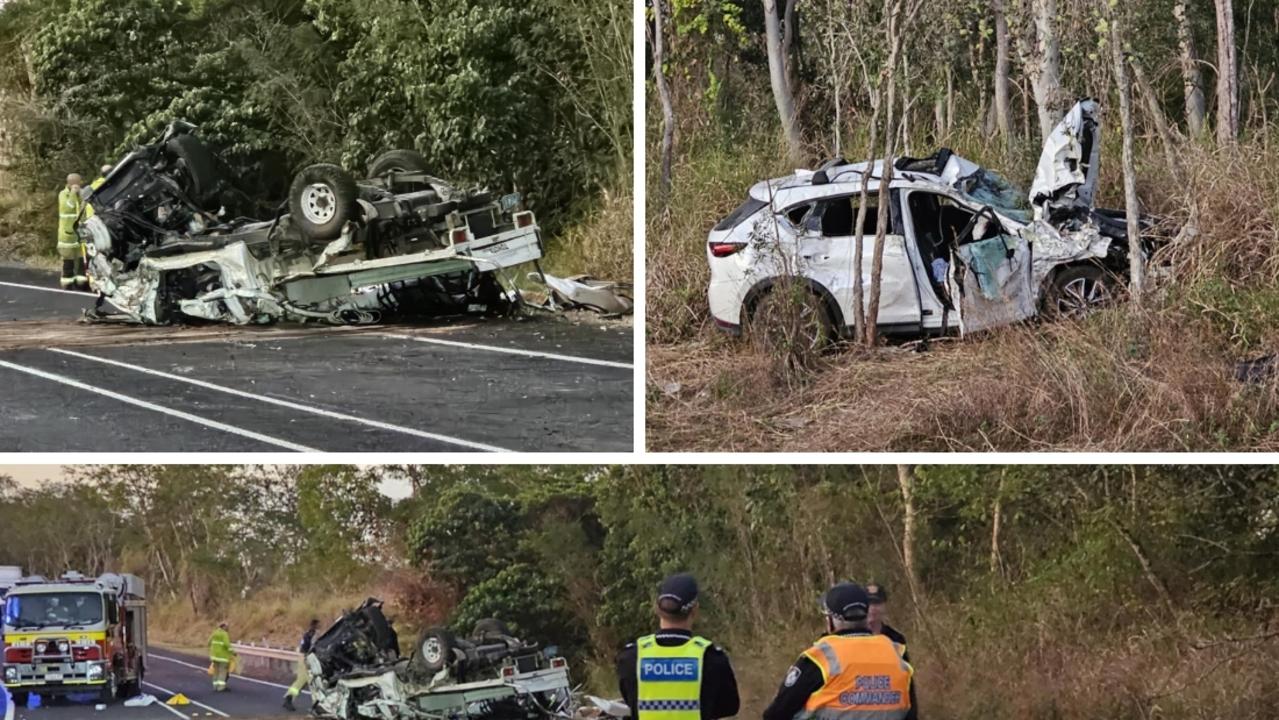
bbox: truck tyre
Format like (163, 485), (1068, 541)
(471, 618), (511, 639)
(1043, 264), (1116, 319)
(165, 134), (222, 210)
(120, 659), (143, 698)
(415, 627), (458, 673)
(99, 669), (119, 703)
(367, 149), (431, 177)
(289, 164), (358, 242)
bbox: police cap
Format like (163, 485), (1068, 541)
(823, 582), (869, 621)
(656, 573), (699, 615)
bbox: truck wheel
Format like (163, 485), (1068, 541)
(289, 164), (358, 241)
(367, 149), (430, 177)
(165, 134), (222, 210)
(415, 627), (458, 673)
(1043, 264), (1116, 319)
(99, 670), (119, 703)
(471, 618), (511, 639)
(120, 659), (143, 698)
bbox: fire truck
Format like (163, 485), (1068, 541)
(1, 572), (146, 704)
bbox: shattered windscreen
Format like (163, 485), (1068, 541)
(957, 168), (1033, 224)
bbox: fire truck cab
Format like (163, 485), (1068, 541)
(1, 572), (147, 704)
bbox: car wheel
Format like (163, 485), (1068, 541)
(1045, 265), (1115, 319)
(749, 287), (833, 354)
(415, 627), (458, 673)
(289, 164), (359, 242)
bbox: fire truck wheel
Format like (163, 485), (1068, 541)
(99, 669), (119, 703)
(120, 660), (143, 698)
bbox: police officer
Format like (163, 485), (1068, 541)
(762, 583), (917, 720)
(617, 573), (740, 720)
(56, 173), (87, 290)
(282, 618), (320, 711)
(865, 583), (909, 662)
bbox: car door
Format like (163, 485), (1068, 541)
(945, 203), (1036, 334)
(795, 191), (921, 333)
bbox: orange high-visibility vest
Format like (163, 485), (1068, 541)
(795, 633), (912, 720)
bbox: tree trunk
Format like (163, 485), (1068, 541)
(897, 465), (918, 592)
(992, 0), (1013, 149)
(764, 0), (804, 164)
(990, 471), (1006, 577)
(1110, 7), (1145, 302)
(850, 101), (882, 340)
(1026, 0), (1063, 141)
(864, 0), (906, 345)
(782, 0), (800, 98)
(1174, 0), (1207, 137)
(1214, 0), (1239, 145)
(648, 0), (675, 195)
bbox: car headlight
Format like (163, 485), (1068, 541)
(4, 666), (17, 682)
(34, 642), (46, 654)
(86, 664), (103, 680)
(57, 641), (69, 654)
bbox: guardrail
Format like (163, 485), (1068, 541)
(231, 642), (301, 662)
(231, 642), (301, 680)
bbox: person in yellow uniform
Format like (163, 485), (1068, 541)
(282, 618), (319, 711)
(617, 573), (740, 720)
(56, 173), (87, 290)
(763, 582), (917, 720)
(208, 621), (237, 692)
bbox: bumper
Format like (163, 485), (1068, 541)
(2, 661), (107, 695)
(707, 275), (748, 334)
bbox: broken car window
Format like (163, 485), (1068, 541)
(801, 195), (878, 237)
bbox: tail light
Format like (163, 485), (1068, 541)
(550, 657), (567, 669)
(709, 242), (746, 258)
(73, 645), (102, 661)
(500, 664), (516, 680)
(514, 211), (535, 228)
(4, 646), (33, 663)
(451, 227), (470, 245)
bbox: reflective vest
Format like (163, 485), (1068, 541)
(57, 187), (82, 246)
(83, 177), (106, 220)
(635, 633), (710, 720)
(796, 633), (912, 720)
(208, 628), (233, 663)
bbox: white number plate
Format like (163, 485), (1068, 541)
(44, 673), (64, 681)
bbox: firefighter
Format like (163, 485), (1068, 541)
(208, 621), (237, 692)
(616, 573), (740, 720)
(282, 618), (320, 711)
(56, 173), (87, 290)
(762, 582), (917, 720)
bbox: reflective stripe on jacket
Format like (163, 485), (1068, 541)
(209, 628), (233, 663)
(796, 634), (912, 720)
(635, 633), (710, 720)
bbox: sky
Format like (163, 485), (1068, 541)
(0, 465), (413, 498)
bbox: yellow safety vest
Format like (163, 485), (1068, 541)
(635, 634), (709, 720)
(796, 634), (913, 720)
(208, 629), (233, 663)
(84, 177), (106, 220)
(57, 187), (82, 246)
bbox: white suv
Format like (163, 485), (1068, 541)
(707, 100), (1152, 344)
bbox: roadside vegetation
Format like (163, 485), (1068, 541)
(646, 0), (1279, 451)
(0, 0), (631, 281)
(3, 464), (1278, 719)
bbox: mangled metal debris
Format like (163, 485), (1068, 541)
(306, 599), (578, 720)
(533, 272), (634, 315)
(78, 122), (544, 326)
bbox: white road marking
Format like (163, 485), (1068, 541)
(0, 358), (316, 452)
(151, 697), (191, 720)
(0, 280), (96, 298)
(379, 332), (633, 369)
(149, 653), (309, 695)
(142, 681), (229, 717)
(48, 347), (510, 452)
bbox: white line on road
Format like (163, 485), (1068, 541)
(379, 332), (633, 369)
(0, 280), (96, 298)
(146, 692), (191, 720)
(142, 681), (229, 718)
(0, 358), (316, 452)
(48, 347), (510, 452)
(149, 653), (309, 695)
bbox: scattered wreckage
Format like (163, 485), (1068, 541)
(306, 600), (585, 720)
(706, 100), (1161, 346)
(78, 122), (548, 326)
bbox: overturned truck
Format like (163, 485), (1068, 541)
(307, 600), (577, 720)
(79, 122), (543, 325)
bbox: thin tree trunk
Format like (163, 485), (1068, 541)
(1214, 0), (1239, 145)
(1174, 0), (1207, 137)
(990, 471), (1006, 577)
(1021, 0), (1063, 141)
(1109, 6), (1145, 302)
(850, 100), (882, 339)
(764, 0), (804, 163)
(897, 465), (918, 592)
(782, 0), (799, 96)
(992, 0), (1013, 149)
(648, 0), (675, 195)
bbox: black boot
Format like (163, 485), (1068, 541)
(283, 694), (296, 711)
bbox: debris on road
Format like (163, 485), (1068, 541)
(533, 272), (634, 316)
(122, 694), (157, 707)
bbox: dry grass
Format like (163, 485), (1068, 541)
(545, 183), (634, 283)
(647, 125), (1279, 451)
(0, 171), (57, 266)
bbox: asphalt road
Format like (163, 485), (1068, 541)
(8, 647), (306, 719)
(0, 264), (633, 452)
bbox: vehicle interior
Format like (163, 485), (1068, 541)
(907, 191), (1005, 309)
(795, 194), (879, 237)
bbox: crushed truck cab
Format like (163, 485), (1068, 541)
(1, 572), (146, 704)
